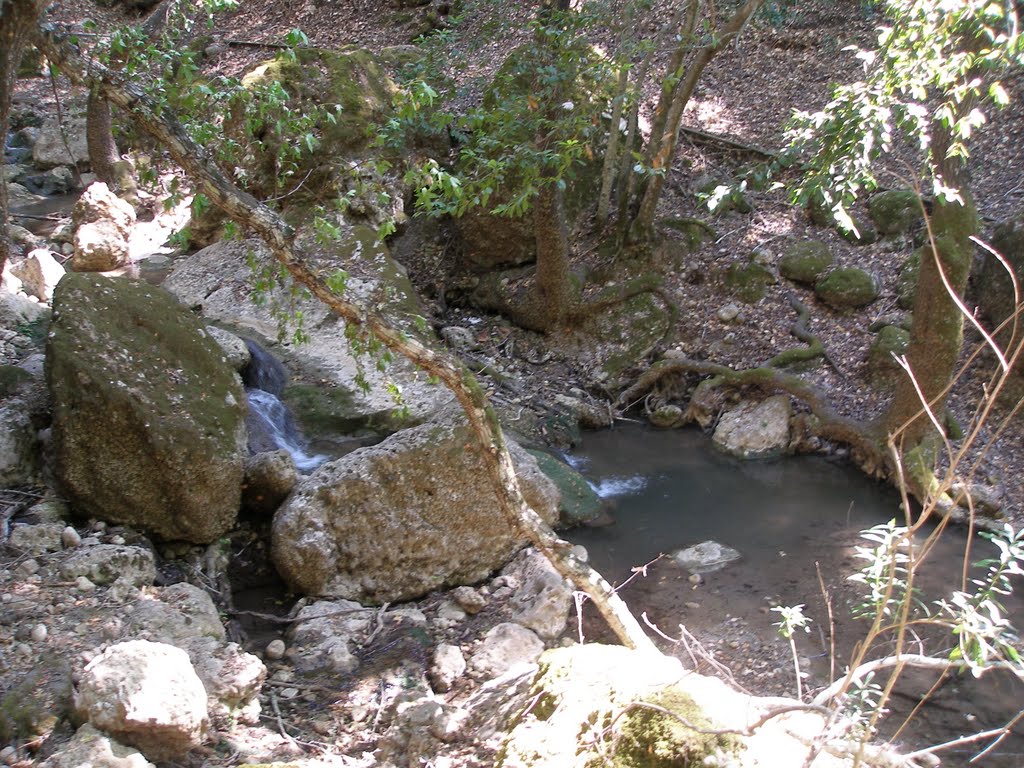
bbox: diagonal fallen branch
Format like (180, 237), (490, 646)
(34, 22), (658, 654)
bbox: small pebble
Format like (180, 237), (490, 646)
(279, 687), (299, 700)
(61, 526), (81, 548)
(0, 745), (16, 765)
(717, 303), (741, 323)
(109, 535), (126, 545)
(451, 586), (486, 615)
(688, 573), (703, 585)
(265, 639), (287, 660)
(30, 623), (47, 642)
(76, 576), (96, 592)
(17, 559), (39, 576)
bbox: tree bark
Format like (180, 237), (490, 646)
(883, 130), (978, 449)
(0, 0), (48, 276)
(628, 0), (763, 244)
(532, 182), (574, 331)
(35, 24), (659, 655)
(86, 84), (120, 186)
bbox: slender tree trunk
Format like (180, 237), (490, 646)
(35, 24), (659, 655)
(643, 0), (699, 171)
(883, 136), (977, 448)
(597, 62), (629, 227)
(628, 0), (763, 244)
(0, 0), (47, 276)
(86, 84), (120, 186)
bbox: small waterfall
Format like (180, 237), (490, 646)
(241, 340), (288, 396)
(242, 340), (326, 472)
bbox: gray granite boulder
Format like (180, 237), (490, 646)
(272, 408), (560, 603)
(46, 274), (247, 543)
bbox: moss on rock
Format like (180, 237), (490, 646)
(779, 240), (834, 286)
(868, 188), (924, 235)
(897, 249), (921, 309)
(867, 325), (910, 384)
(725, 261), (775, 303)
(815, 266), (879, 309)
(609, 687), (737, 768)
(527, 449), (602, 528)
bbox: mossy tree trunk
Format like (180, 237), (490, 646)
(0, 0), (47, 276)
(35, 24), (660, 655)
(882, 130), (979, 450)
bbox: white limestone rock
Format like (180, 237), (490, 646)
(73, 640), (209, 761)
(712, 394), (792, 459)
(469, 623), (544, 680)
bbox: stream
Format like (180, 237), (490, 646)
(568, 423), (1024, 767)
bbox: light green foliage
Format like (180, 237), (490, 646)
(849, 520), (916, 619)
(772, 603), (812, 639)
(940, 525), (1024, 675)
(787, 0), (1023, 227)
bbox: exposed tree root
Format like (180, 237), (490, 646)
(765, 294), (844, 376)
(617, 355), (891, 478)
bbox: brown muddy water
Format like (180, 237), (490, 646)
(568, 423), (1024, 767)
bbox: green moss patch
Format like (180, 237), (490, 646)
(779, 240), (834, 286)
(814, 267), (879, 309)
(527, 449), (603, 527)
(868, 188), (924, 235)
(725, 261), (775, 303)
(606, 688), (737, 768)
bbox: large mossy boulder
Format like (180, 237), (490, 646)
(46, 274), (247, 543)
(815, 266), (880, 309)
(497, 645), (738, 768)
(271, 407), (560, 603)
(868, 188), (924, 235)
(779, 240), (834, 286)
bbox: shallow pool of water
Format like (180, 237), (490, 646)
(568, 423), (1024, 767)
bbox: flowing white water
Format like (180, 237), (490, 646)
(246, 389), (327, 472)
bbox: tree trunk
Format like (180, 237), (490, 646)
(883, 186), (977, 448)
(86, 84), (120, 186)
(0, 0), (47, 276)
(532, 182), (574, 331)
(35, 25), (659, 655)
(628, 0), (763, 244)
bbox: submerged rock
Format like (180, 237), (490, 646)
(272, 407), (559, 603)
(46, 273), (247, 543)
(671, 540), (742, 574)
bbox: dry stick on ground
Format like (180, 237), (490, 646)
(34, 24), (658, 656)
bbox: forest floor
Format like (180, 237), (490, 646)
(5, 0), (1024, 766)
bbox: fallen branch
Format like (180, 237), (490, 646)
(812, 653), (1024, 707)
(679, 125), (777, 159)
(35, 22), (658, 655)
